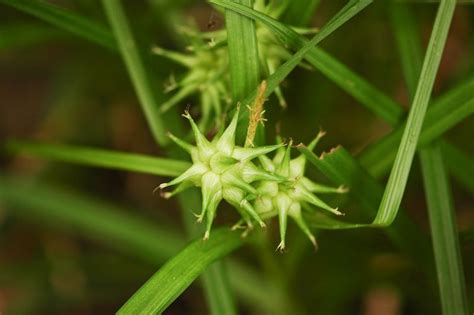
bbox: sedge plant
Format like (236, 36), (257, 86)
(0, 0), (472, 314)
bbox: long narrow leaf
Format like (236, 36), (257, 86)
(393, 5), (469, 313)
(375, 0), (455, 224)
(298, 145), (434, 268)
(214, 0), (373, 114)
(117, 228), (243, 314)
(0, 0), (115, 50)
(358, 78), (474, 178)
(218, 0), (472, 195)
(6, 140), (190, 177)
(225, 0), (260, 102)
(212, 0), (401, 125)
(420, 143), (469, 314)
(101, 0), (168, 145)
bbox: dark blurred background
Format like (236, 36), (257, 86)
(0, 1), (473, 314)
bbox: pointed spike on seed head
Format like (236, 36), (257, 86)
(277, 139), (293, 177)
(151, 46), (195, 67)
(295, 185), (343, 216)
(240, 200), (266, 228)
(160, 181), (193, 199)
(203, 230), (210, 241)
(160, 163), (207, 189)
(301, 178), (346, 194)
(276, 240), (286, 253)
(338, 185), (349, 193)
(276, 193), (291, 253)
(290, 154), (306, 177)
(241, 162), (285, 183)
(161, 84), (197, 113)
(307, 129), (326, 151)
(222, 172), (257, 195)
(258, 155), (275, 172)
(199, 172), (222, 225)
(232, 144), (284, 161)
(216, 105), (239, 155)
(289, 203), (318, 250)
(183, 110), (214, 160)
(168, 132), (195, 154)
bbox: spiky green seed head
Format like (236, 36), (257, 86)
(254, 133), (347, 251)
(160, 108), (283, 240)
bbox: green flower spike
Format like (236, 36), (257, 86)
(159, 107), (284, 240)
(254, 131), (348, 251)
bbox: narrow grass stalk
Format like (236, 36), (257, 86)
(225, 0), (262, 147)
(117, 228), (243, 314)
(225, 0), (260, 102)
(375, 0), (455, 225)
(392, 5), (468, 313)
(358, 79), (474, 178)
(5, 140), (190, 177)
(213, 0), (402, 125)
(216, 0), (373, 114)
(101, 0), (168, 146)
(222, 1), (473, 197)
(0, 0), (116, 50)
(420, 143), (469, 314)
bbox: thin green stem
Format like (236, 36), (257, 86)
(375, 0), (455, 224)
(101, 0), (168, 145)
(420, 143), (469, 315)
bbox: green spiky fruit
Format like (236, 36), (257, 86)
(253, 132), (348, 251)
(159, 107), (283, 240)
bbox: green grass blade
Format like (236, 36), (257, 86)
(0, 0), (115, 50)
(215, 0), (373, 114)
(101, 0), (168, 146)
(213, 0), (402, 125)
(225, 0), (262, 165)
(358, 78), (474, 178)
(117, 228), (243, 314)
(441, 142), (474, 195)
(393, 5), (469, 313)
(375, 0), (455, 225)
(202, 263), (236, 315)
(225, 0), (260, 102)
(0, 176), (184, 263)
(6, 140), (190, 177)
(297, 145), (434, 268)
(419, 143), (469, 314)
(389, 3), (423, 96)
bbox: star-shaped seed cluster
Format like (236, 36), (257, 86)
(160, 107), (284, 240)
(160, 110), (347, 249)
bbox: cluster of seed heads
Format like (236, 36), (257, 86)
(159, 107), (347, 250)
(152, 0), (317, 129)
